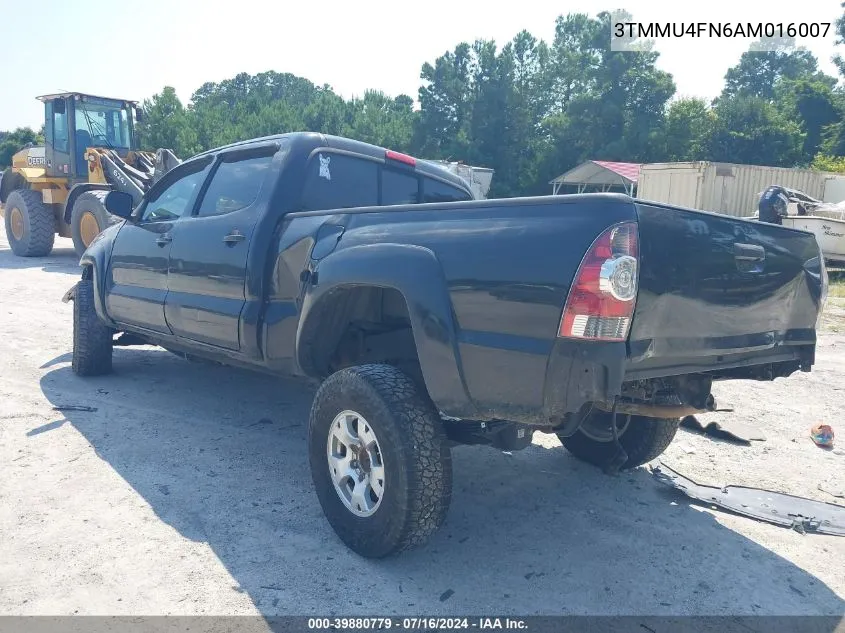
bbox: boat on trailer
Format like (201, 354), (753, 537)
(748, 187), (845, 265)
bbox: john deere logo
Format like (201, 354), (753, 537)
(26, 156), (46, 167)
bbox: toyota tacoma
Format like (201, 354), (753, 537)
(63, 132), (829, 558)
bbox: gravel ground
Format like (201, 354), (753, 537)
(0, 226), (843, 618)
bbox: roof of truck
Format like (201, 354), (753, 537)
(190, 132), (471, 194)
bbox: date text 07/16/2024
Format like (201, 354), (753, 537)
(307, 617), (528, 630)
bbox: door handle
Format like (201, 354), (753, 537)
(156, 234), (172, 247)
(223, 230), (246, 246)
(734, 243), (765, 261)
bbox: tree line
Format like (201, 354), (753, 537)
(4, 9), (845, 198)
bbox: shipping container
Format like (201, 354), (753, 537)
(637, 162), (845, 217)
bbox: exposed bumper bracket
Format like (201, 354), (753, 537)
(61, 285), (76, 304)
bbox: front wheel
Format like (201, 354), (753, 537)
(559, 410), (680, 470)
(72, 279), (113, 376)
(307, 364), (452, 558)
(70, 191), (116, 257)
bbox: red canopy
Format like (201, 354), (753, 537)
(549, 160), (642, 195)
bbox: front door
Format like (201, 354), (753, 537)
(164, 148), (276, 350)
(43, 97), (73, 179)
(105, 158), (212, 334)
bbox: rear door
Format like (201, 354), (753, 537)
(629, 203), (825, 366)
(105, 157), (212, 334)
(164, 146), (277, 350)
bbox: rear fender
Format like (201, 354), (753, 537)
(296, 243), (476, 417)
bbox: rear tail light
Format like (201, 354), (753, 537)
(558, 222), (639, 342)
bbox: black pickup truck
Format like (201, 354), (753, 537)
(64, 132), (829, 558)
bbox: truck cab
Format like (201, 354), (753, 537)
(38, 92), (141, 180)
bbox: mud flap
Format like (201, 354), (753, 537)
(653, 463), (845, 536)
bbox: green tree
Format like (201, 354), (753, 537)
(775, 76), (841, 160)
(137, 87), (196, 156)
(811, 153), (845, 173)
(540, 11), (674, 189)
(721, 39), (821, 101)
(704, 96), (804, 166)
(0, 127), (42, 169)
(345, 91), (416, 151)
(415, 43), (474, 158)
(659, 98), (713, 161)
(834, 1), (845, 77)
(126, 11), (839, 196)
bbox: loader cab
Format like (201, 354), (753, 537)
(38, 92), (141, 180)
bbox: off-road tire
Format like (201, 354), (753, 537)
(308, 364), (452, 558)
(70, 190), (117, 257)
(560, 412), (680, 469)
(4, 189), (55, 257)
(72, 279), (113, 376)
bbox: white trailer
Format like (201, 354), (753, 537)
(637, 162), (845, 217)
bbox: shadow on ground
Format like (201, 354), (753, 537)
(0, 244), (80, 275)
(37, 347), (845, 618)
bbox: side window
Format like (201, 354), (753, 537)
(197, 153), (274, 217)
(300, 152), (378, 211)
(381, 169), (420, 206)
(141, 160), (210, 222)
(422, 177), (472, 203)
(53, 101), (69, 153)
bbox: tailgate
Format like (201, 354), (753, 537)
(628, 202), (825, 372)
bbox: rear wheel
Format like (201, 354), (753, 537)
(308, 364), (452, 558)
(559, 410), (680, 469)
(70, 190), (115, 257)
(4, 189), (55, 257)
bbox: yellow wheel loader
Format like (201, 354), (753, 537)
(0, 92), (181, 257)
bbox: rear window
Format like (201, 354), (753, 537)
(300, 153), (378, 211)
(197, 153), (274, 217)
(382, 169), (420, 206)
(423, 176), (472, 203)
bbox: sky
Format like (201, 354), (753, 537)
(1, 0), (842, 130)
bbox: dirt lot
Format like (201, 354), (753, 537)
(1, 226), (844, 618)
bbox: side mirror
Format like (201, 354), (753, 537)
(104, 190), (135, 220)
(54, 99), (66, 115)
(134, 106), (144, 124)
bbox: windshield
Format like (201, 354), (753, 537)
(74, 102), (132, 148)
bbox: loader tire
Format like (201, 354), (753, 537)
(559, 411), (680, 470)
(4, 189), (55, 257)
(72, 279), (113, 376)
(71, 190), (117, 257)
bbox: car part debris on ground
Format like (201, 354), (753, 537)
(810, 424), (835, 448)
(652, 463), (845, 536)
